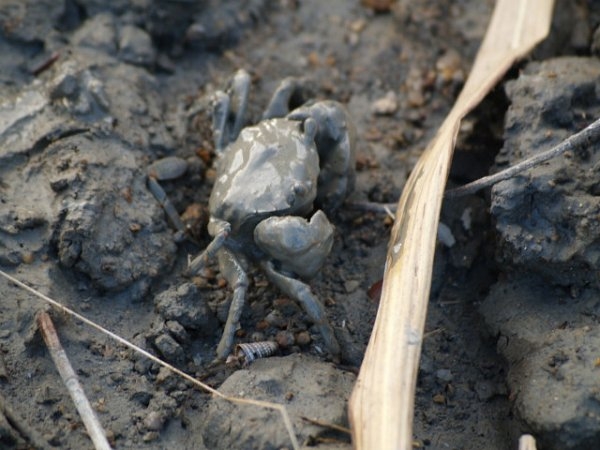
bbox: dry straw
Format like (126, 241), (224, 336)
(348, 0), (555, 448)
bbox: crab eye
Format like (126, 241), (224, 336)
(287, 183), (308, 206)
(293, 183), (308, 197)
(286, 192), (295, 206)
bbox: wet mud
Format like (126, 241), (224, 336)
(1, 1), (599, 449)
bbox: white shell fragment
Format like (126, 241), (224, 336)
(437, 222), (456, 248)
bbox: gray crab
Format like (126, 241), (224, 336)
(150, 70), (356, 360)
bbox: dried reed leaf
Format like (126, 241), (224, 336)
(348, 1), (555, 448)
(519, 434), (537, 450)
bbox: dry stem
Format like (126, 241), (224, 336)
(519, 434), (537, 450)
(37, 311), (113, 450)
(446, 116), (600, 198)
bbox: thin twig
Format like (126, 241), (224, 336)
(446, 117), (600, 198)
(0, 269), (300, 450)
(519, 434), (537, 450)
(346, 200), (397, 214)
(37, 311), (113, 450)
(0, 391), (52, 450)
(300, 416), (351, 434)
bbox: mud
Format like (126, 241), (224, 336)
(1, 1), (599, 449)
(482, 56), (600, 450)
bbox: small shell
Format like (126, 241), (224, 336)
(235, 341), (279, 365)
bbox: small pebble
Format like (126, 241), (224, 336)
(264, 310), (287, 328)
(142, 431), (159, 442)
(371, 91), (398, 116)
(295, 331), (311, 346)
(273, 297), (300, 316)
(250, 331), (266, 342)
(165, 320), (189, 343)
(435, 49), (463, 84)
(276, 331), (295, 348)
(153, 334), (185, 364)
(432, 393), (446, 404)
(435, 368), (453, 383)
(156, 367), (176, 385)
(119, 25), (156, 67)
(344, 279), (360, 293)
(143, 411), (164, 431)
(437, 222), (455, 248)
(71, 13), (117, 53)
(474, 380), (497, 402)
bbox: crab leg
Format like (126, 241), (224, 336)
(215, 248), (249, 359)
(228, 70), (250, 140)
(186, 224), (230, 275)
(262, 77), (300, 120)
(146, 156), (190, 239)
(212, 70), (250, 152)
(147, 177), (186, 238)
(261, 261), (340, 358)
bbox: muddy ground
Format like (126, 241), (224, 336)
(1, 1), (600, 449)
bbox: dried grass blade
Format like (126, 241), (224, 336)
(519, 434), (537, 450)
(348, 1), (555, 449)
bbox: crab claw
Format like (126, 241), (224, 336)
(254, 210), (334, 280)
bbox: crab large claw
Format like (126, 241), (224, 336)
(254, 210), (334, 280)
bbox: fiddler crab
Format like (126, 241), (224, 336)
(147, 70), (356, 360)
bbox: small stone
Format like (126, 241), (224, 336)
(295, 331), (311, 346)
(474, 380), (496, 402)
(273, 298), (301, 316)
(71, 13), (117, 53)
(155, 283), (217, 334)
(165, 320), (189, 343)
(119, 25), (156, 67)
(153, 334), (185, 364)
(435, 369), (453, 383)
(134, 358), (152, 375)
(35, 385), (60, 404)
(142, 431), (159, 442)
(250, 331), (266, 342)
(143, 411), (164, 431)
(275, 331), (295, 349)
(435, 49), (463, 84)
(50, 74), (79, 101)
(371, 91), (398, 116)
(432, 393), (446, 404)
(129, 390), (153, 407)
(264, 310), (287, 329)
(437, 222), (455, 248)
(155, 367), (178, 392)
(256, 320), (270, 330)
(344, 279), (360, 293)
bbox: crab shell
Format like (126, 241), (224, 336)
(208, 117), (319, 241)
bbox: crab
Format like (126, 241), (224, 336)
(149, 70), (356, 360)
